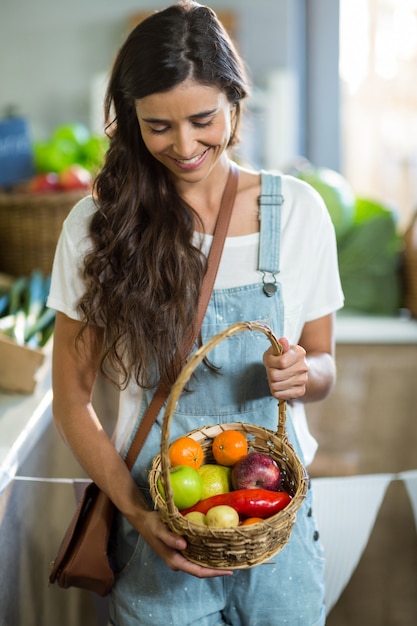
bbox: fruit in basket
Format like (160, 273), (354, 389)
(58, 164), (92, 190)
(205, 505), (239, 528)
(168, 436), (204, 470)
(181, 488), (292, 518)
(26, 164), (91, 193)
(232, 452), (281, 491)
(197, 464), (231, 499)
(157, 465), (203, 510)
(183, 511), (207, 526)
(212, 430), (248, 466)
(240, 517), (264, 526)
(27, 172), (60, 192)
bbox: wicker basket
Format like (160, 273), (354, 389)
(149, 320), (309, 570)
(0, 189), (87, 276)
(403, 212), (417, 318)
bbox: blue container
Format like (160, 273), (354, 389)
(0, 117), (34, 187)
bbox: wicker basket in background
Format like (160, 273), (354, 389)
(149, 321), (309, 570)
(0, 189), (87, 277)
(403, 212), (417, 319)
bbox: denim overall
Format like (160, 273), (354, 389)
(109, 173), (326, 626)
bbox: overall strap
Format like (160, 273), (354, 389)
(258, 172), (283, 296)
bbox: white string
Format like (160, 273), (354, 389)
(11, 476), (88, 484)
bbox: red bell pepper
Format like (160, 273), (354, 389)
(180, 488), (292, 518)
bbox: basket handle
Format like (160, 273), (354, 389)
(160, 321), (286, 516)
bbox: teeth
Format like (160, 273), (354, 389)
(176, 150), (206, 165)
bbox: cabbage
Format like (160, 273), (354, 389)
(288, 160), (402, 315)
(337, 197), (402, 315)
(295, 165), (356, 240)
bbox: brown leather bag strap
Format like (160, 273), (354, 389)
(124, 162), (239, 470)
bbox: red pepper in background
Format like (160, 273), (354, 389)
(180, 488), (292, 518)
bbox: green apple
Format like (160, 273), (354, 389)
(158, 465), (203, 510)
(205, 505), (239, 528)
(58, 164), (92, 190)
(198, 464), (231, 500)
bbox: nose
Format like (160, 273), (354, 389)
(173, 125), (197, 158)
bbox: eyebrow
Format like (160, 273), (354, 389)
(141, 108), (218, 124)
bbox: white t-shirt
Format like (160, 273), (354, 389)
(48, 174), (344, 465)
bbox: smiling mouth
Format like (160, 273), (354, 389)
(174, 149), (209, 165)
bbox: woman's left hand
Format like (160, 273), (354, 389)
(263, 314), (337, 403)
(263, 337), (308, 401)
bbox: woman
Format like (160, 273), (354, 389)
(48, 2), (343, 624)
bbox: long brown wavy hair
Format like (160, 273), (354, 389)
(77, 1), (249, 389)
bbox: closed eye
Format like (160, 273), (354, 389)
(192, 120), (214, 129)
(142, 108), (217, 135)
(149, 126), (169, 135)
(149, 119), (213, 134)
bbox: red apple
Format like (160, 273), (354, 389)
(28, 172), (60, 193)
(231, 452), (281, 491)
(58, 164), (92, 190)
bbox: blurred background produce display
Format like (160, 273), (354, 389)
(30, 122), (108, 192)
(0, 111), (410, 319)
(0, 118), (109, 279)
(289, 159), (403, 317)
(0, 270), (54, 349)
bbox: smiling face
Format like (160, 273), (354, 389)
(135, 79), (234, 184)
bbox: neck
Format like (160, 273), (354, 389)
(182, 160), (233, 235)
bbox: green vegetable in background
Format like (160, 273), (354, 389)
(0, 271), (55, 347)
(33, 123), (109, 175)
(288, 159), (403, 316)
(289, 159), (356, 240)
(337, 197), (402, 315)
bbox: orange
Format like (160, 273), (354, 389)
(240, 517), (264, 526)
(168, 436), (204, 469)
(212, 430), (248, 466)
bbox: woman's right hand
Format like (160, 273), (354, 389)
(133, 509), (233, 579)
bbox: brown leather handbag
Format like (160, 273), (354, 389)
(48, 163), (238, 596)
